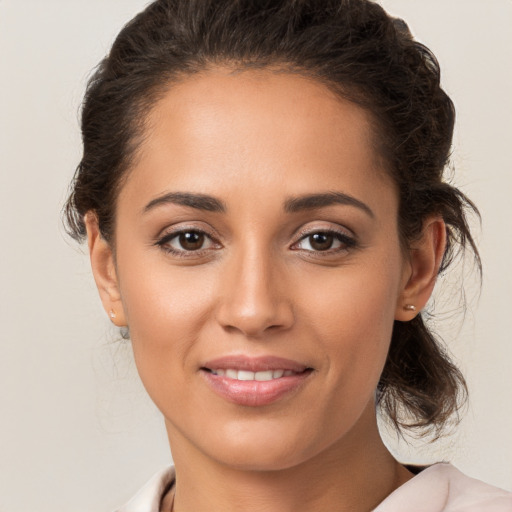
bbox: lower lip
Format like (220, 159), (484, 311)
(200, 369), (312, 407)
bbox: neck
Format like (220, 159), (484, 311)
(165, 406), (412, 512)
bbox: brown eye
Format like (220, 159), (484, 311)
(308, 232), (334, 251)
(294, 229), (355, 253)
(157, 228), (219, 256)
(178, 231), (205, 251)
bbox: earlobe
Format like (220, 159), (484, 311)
(395, 217), (446, 321)
(84, 212), (127, 327)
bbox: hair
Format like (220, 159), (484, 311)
(64, 0), (480, 436)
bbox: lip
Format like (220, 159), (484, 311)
(200, 355), (313, 407)
(202, 355), (309, 373)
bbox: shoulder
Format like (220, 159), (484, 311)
(114, 466), (175, 512)
(374, 463), (512, 512)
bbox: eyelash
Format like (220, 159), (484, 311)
(291, 227), (357, 256)
(155, 227), (220, 258)
(154, 227), (357, 258)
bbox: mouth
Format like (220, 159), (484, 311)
(200, 355), (314, 406)
(202, 368), (308, 381)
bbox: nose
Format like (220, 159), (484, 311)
(215, 247), (294, 338)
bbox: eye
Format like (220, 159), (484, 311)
(175, 231), (207, 251)
(299, 232), (338, 251)
(293, 229), (356, 253)
(157, 229), (217, 253)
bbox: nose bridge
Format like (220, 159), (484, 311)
(216, 238), (293, 337)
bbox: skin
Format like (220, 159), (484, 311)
(86, 68), (446, 512)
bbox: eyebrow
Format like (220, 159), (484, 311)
(143, 190), (374, 218)
(143, 192), (226, 214)
(284, 192), (374, 218)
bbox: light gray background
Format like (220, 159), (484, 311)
(0, 1), (511, 510)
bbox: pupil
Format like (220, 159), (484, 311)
(310, 233), (333, 251)
(179, 231), (204, 250)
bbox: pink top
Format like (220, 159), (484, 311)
(116, 463), (512, 512)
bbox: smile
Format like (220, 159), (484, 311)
(200, 356), (314, 406)
(208, 369), (298, 380)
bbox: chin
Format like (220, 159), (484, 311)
(215, 449), (306, 472)
(203, 423), (320, 472)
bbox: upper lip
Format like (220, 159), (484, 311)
(202, 355), (310, 373)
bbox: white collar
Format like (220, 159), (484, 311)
(116, 463), (512, 512)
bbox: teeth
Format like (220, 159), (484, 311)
(255, 370), (273, 381)
(210, 368), (296, 380)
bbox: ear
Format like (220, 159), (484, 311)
(84, 212), (127, 327)
(395, 217), (446, 321)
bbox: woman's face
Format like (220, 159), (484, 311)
(104, 69), (413, 470)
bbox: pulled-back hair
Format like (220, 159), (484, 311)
(64, 0), (480, 436)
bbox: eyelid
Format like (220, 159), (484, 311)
(290, 224), (357, 252)
(154, 223), (222, 255)
(155, 221), (218, 241)
(292, 222), (355, 242)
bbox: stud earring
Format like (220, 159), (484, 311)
(403, 304), (417, 312)
(109, 310), (116, 320)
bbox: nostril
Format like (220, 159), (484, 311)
(216, 302), (295, 338)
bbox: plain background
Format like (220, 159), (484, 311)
(0, 0), (511, 510)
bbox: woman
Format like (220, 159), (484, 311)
(64, 0), (512, 510)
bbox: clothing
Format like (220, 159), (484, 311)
(116, 463), (512, 512)
(374, 464), (512, 512)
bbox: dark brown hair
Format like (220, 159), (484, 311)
(64, 0), (480, 436)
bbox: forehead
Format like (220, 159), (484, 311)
(120, 68), (395, 213)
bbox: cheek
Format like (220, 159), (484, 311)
(299, 257), (402, 390)
(118, 240), (217, 331)
(114, 249), (218, 400)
